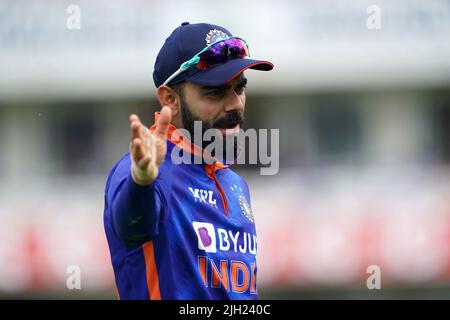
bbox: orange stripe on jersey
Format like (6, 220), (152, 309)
(142, 241), (161, 300)
(115, 285), (120, 300)
(150, 112), (229, 167)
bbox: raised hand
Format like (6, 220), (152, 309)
(129, 106), (172, 185)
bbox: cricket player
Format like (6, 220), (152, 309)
(103, 22), (273, 299)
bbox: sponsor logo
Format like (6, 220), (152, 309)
(192, 222), (217, 253)
(192, 221), (257, 255)
(188, 187), (218, 208)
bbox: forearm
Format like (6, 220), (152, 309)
(110, 172), (161, 247)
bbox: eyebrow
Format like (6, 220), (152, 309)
(200, 76), (248, 92)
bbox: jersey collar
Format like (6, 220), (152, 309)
(149, 112), (229, 170)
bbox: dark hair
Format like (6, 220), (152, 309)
(168, 82), (185, 99)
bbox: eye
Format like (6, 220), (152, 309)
(206, 89), (225, 97)
(235, 84), (246, 94)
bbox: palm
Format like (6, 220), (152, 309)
(129, 106), (172, 185)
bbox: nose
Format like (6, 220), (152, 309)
(223, 90), (244, 113)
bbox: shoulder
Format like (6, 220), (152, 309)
(105, 140), (178, 188)
(225, 167), (251, 193)
(104, 153), (132, 195)
(105, 153), (130, 184)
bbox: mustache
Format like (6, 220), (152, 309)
(212, 111), (244, 129)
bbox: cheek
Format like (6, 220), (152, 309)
(240, 93), (246, 109)
(203, 102), (224, 124)
(185, 96), (220, 122)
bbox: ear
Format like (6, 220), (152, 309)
(156, 85), (180, 118)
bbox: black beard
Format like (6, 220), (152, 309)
(180, 97), (244, 163)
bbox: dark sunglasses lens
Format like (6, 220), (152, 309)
(197, 39), (248, 70)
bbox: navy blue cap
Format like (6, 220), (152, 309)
(153, 22), (273, 88)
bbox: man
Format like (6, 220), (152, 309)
(103, 22), (273, 300)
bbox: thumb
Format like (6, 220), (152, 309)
(154, 106), (172, 140)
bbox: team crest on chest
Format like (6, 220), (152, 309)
(238, 195), (254, 223)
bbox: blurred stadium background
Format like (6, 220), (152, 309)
(1, 0), (450, 299)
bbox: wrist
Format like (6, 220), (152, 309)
(131, 164), (158, 186)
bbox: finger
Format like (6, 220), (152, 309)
(137, 155), (151, 169)
(154, 106), (172, 140)
(148, 131), (157, 167)
(131, 138), (146, 163)
(129, 114), (140, 123)
(130, 114), (145, 138)
(131, 121), (142, 141)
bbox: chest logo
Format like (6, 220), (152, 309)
(238, 195), (254, 223)
(192, 222), (217, 253)
(188, 187), (218, 208)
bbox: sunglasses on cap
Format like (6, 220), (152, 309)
(162, 37), (250, 86)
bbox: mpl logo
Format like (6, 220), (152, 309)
(188, 187), (217, 208)
(192, 222), (217, 253)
